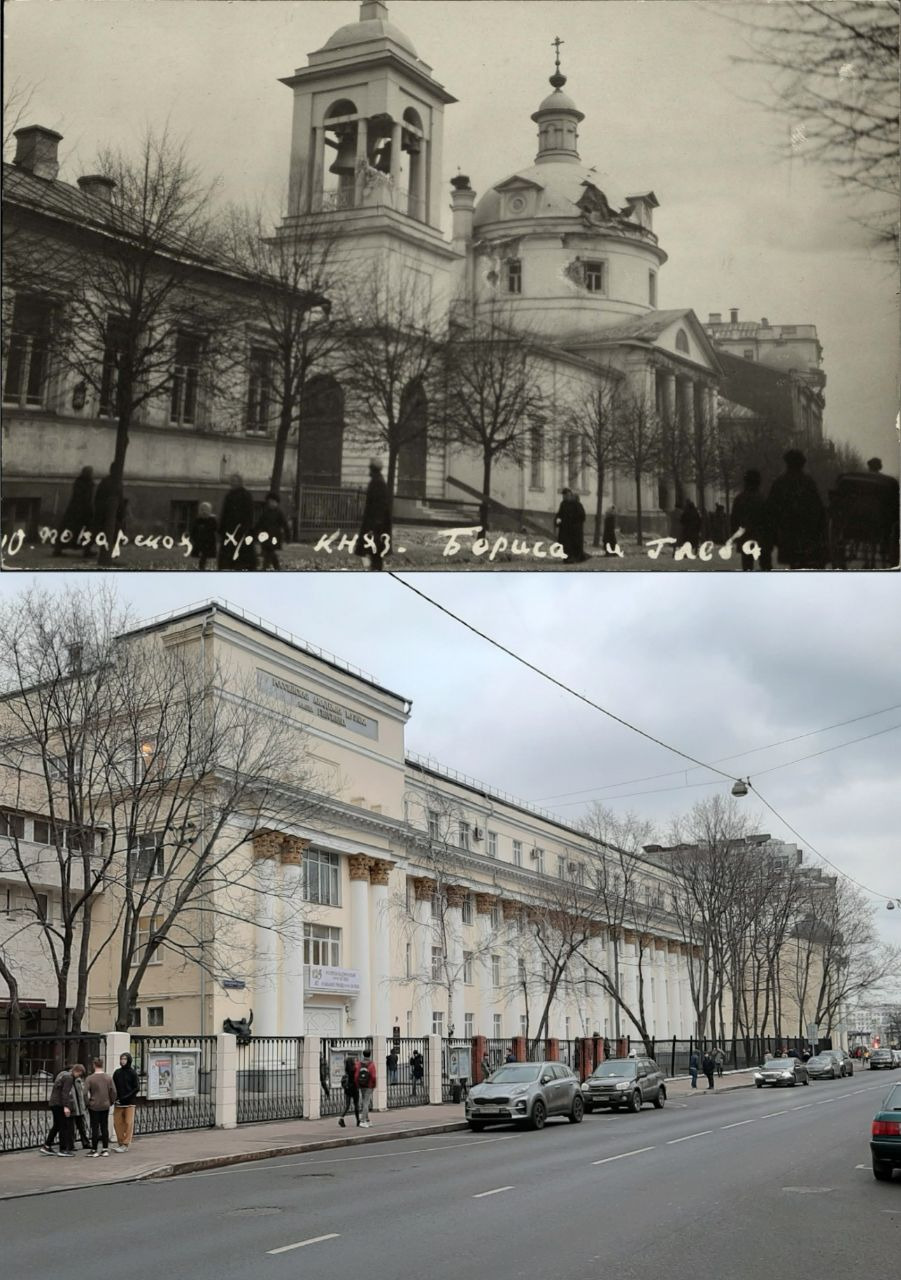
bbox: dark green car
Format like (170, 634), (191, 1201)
(870, 1081), (901, 1181)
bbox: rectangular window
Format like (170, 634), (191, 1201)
(529, 427), (543, 489)
(490, 902), (501, 929)
(519, 1014), (527, 1037)
(246, 347), (273, 434)
(170, 499), (198, 540)
(134, 913), (163, 966)
(513, 839), (523, 867)
(431, 946), (444, 981)
(458, 820), (471, 849)
(148, 1006), (164, 1027)
(32, 818), (51, 844)
(532, 847), (545, 874)
(493, 1013), (503, 1037)
(432, 1010), (444, 1036)
(0, 812), (26, 840)
(461, 895), (473, 926)
(427, 810), (441, 841)
(464, 1012), (474, 1038)
(129, 1006), (141, 1028)
(743, 349), (755, 360)
(170, 332), (203, 426)
(648, 271), (657, 307)
(302, 848), (341, 906)
(130, 832), (164, 880)
(487, 831), (498, 859)
(584, 261), (605, 293)
(303, 923), (341, 967)
(430, 890), (444, 919)
(406, 1010), (413, 1036)
(506, 258), (522, 295)
(3, 296), (53, 408)
(99, 316), (129, 418)
(405, 942), (412, 979)
(491, 954), (501, 987)
(33, 892), (50, 923)
(557, 856), (566, 879)
(462, 951), (473, 985)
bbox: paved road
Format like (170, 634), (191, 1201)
(3, 1073), (898, 1279)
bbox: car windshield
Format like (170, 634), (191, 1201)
(883, 1084), (901, 1111)
(484, 1065), (541, 1084)
(762, 1060), (794, 1069)
(808, 1055), (831, 1065)
(591, 1061), (636, 1078)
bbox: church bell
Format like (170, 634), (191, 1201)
(328, 127), (357, 178)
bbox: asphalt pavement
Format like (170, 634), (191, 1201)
(2, 1072), (898, 1279)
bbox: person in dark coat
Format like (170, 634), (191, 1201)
(54, 466), (95, 558)
(679, 499), (702, 552)
(701, 1051), (716, 1090)
(190, 501), (219, 570)
(338, 1054), (360, 1127)
(711, 503), (727, 545)
(41, 1063), (85, 1156)
(355, 459), (391, 571)
(218, 473), (257, 570)
(730, 469), (772, 571)
(255, 493), (291, 570)
(93, 465), (125, 543)
(410, 1048), (425, 1095)
(688, 1050), (699, 1089)
(555, 488), (587, 563)
(602, 504), (618, 555)
(766, 449), (826, 569)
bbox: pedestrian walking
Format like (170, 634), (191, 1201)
(555, 488), (587, 563)
(410, 1048), (425, 1096)
(679, 499), (701, 553)
(255, 492), (291, 570)
(602, 505), (618, 555)
(713, 1046), (726, 1078)
(702, 1051), (716, 1090)
(85, 1057), (117, 1156)
(70, 1067), (92, 1152)
(338, 1053), (361, 1127)
(730, 469), (772, 571)
(218, 473), (257, 570)
(386, 1047), (399, 1086)
(358, 1049), (376, 1127)
(190, 501), (219, 570)
(41, 1063), (85, 1156)
(355, 459), (392, 571)
(319, 1054), (331, 1101)
(766, 449), (827, 569)
(688, 1050), (699, 1090)
(112, 1051), (140, 1151)
(53, 466), (95, 558)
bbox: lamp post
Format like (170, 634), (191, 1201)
(886, 899), (901, 911)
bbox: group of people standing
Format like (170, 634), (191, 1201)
(52, 465), (126, 558)
(688, 1047), (726, 1090)
(191, 474), (291, 571)
(40, 1052), (140, 1158)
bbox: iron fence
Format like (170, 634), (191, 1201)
(625, 1033), (826, 1078)
(236, 1037), (303, 1124)
(387, 1037), (430, 1108)
(442, 1037), (471, 1102)
(557, 1039), (579, 1070)
(0, 1033), (106, 1153)
(296, 485), (365, 535)
(319, 1037), (373, 1117)
(129, 1035), (216, 1134)
(483, 1038), (514, 1075)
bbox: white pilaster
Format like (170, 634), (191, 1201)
(280, 858), (305, 1037)
(303, 1034), (321, 1120)
(369, 863), (393, 1035)
(254, 860), (280, 1035)
(372, 1034), (387, 1112)
(215, 1033), (237, 1129)
(348, 856), (372, 1033)
(427, 1034), (442, 1105)
(475, 901), (493, 1036)
(446, 896), (464, 1038)
(104, 1031), (131, 1072)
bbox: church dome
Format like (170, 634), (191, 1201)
(323, 16), (417, 58)
(473, 161), (626, 229)
(535, 86), (580, 114)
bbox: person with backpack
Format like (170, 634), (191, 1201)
(338, 1053), (360, 1128)
(85, 1057), (117, 1156)
(358, 1049), (376, 1128)
(410, 1048), (425, 1096)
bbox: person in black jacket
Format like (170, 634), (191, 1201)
(112, 1051), (140, 1151)
(190, 501), (219, 570)
(355, 460), (391, 571)
(53, 466), (95, 558)
(338, 1054), (360, 1128)
(218, 473), (257, 570)
(701, 1051), (716, 1090)
(766, 449), (826, 569)
(555, 489), (587, 563)
(255, 493), (291, 571)
(730, 469), (772, 571)
(679, 499), (702, 553)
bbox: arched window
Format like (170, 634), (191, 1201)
(396, 380), (428, 498)
(675, 329), (690, 354)
(299, 375), (344, 488)
(324, 99), (358, 121)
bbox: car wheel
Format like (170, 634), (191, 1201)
(627, 1089), (642, 1113)
(569, 1095), (584, 1124)
(872, 1157), (893, 1182)
(583, 1102), (594, 1114)
(755, 1082), (763, 1089)
(849, 1066), (853, 1076)
(530, 1100), (547, 1131)
(653, 1087), (666, 1109)
(468, 1121), (486, 1132)
(802, 1076), (809, 1086)
(790, 1079), (797, 1086)
(832, 1068), (837, 1079)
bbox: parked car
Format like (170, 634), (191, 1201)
(871, 1082), (901, 1181)
(465, 1061), (584, 1131)
(820, 1048), (854, 1077)
(580, 1056), (666, 1113)
(868, 1048), (895, 1070)
(891, 1049), (901, 1067)
(806, 1053), (844, 1080)
(754, 1058), (810, 1088)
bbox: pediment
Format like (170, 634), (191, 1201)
(493, 174), (545, 195)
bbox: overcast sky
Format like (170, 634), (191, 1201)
(2, 570), (899, 971)
(4, 0), (898, 468)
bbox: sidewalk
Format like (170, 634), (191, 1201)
(0, 1070), (756, 1201)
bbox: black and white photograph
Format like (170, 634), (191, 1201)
(2, 0), (898, 571)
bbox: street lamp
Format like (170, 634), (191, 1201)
(886, 899), (901, 911)
(731, 778), (749, 797)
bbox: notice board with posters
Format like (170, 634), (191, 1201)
(147, 1047), (200, 1100)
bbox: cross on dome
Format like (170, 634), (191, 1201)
(551, 35), (567, 89)
(532, 37), (584, 162)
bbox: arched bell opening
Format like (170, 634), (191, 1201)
(322, 99), (359, 206)
(402, 108), (426, 221)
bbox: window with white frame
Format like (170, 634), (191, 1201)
(430, 890), (444, 919)
(129, 832), (164, 880)
(493, 1013), (503, 1037)
(487, 831), (498, 858)
(427, 810), (441, 841)
(129, 1006), (141, 1028)
(491, 954), (501, 986)
(461, 894), (474, 925)
(557, 855), (566, 879)
(0, 812), (26, 840)
(99, 316), (129, 417)
(464, 1012), (474, 1038)
(532, 847), (545, 874)
(303, 923), (341, 966)
(513, 839), (523, 867)
(134, 913), (163, 966)
(432, 1010), (444, 1035)
(584, 260), (605, 292)
(170, 332), (204, 426)
(463, 951), (473, 985)
(490, 901), (501, 928)
(431, 946), (444, 980)
(302, 848), (340, 906)
(3, 296), (53, 409)
(520, 1014), (527, 1036)
(506, 258), (522, 294)
(458, 820), (471, 849)
(405, 942), (412, 978)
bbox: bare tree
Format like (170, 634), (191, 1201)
(562, 379), (625, 546)
(3, 78), (37, 158)
(659, 388), (692, 514)
(440, 303), (547, 532)
(615, 387), (662, 546)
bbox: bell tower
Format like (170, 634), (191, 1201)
(280, 1), (456, 249)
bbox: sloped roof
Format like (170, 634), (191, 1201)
(705, 321), (763, 339)
(560, 308), (693, 346)
(4, 162), (119, 235)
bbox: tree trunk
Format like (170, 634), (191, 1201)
(386, 446), (398, 518)
(98, 405), (132, 566)
(593, 464), (606, 547)
(634, 469), (644, 546)
(270, 394), (294, 497)
(0, 956), (22, 1056)
(479, 452), (493, 534)
(72, 896), (94, 1034)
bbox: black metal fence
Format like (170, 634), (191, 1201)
(483, 1038), (514, 1075)
(0, 1033), (106, 1153)
(557, 1039), (579, 1070)
(236, 1037), (303, 1124)
(319, 1037), (373, 1117)
(297, 486), (365, 536)
(129, 1035), (216, 1133)
(442, 1037), (471, 1102)
(387, 1037), (430, 1108)
(625, 1033), (831, 1078)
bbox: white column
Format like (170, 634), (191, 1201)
(303, 1034), (321, 1120)
(412, 878), (434, 1036)
(311, 126), (325, 210)
(680, 952), (694, 1037)
(372, 1034), (388, 1113)
(389, 120), (402, 187)
(214, 1033), (237, 1129)
(104, 1031), (131, 1072)
(369, 860), (393, 1035)
(654, 945), (668, 1037)
(445, 886), (465, 1038)
(475, 896), (495, 1037)
(427, 1034), (443, 1105)
(348, 855), (372, 1033)
(279, 840), (306, 1037)
(253, 841), (281, 1035)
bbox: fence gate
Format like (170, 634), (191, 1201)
(441, 1037), (470, 1102)
(387, 1037), (430, 1108)
(0, 1033), (106, 1153)
(319, 1037), (373, 1118)
(236, 1037), (304, 1124)
(129, 1035), (216, 1134)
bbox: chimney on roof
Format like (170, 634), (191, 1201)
(761, 317), (769, 327)
(77, 174), (116, 203)
(13, 125), (63, 181)
(708, 312), (722, 324)
(730, 307), (739, 324)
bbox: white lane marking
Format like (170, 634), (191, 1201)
(591, 1146), (656, 1165)
(185, 1135), (516, 1178)
(267, 1233), (339, 1255)
(721, 1119), (758, 1130)
(790, 1104), (814, 1111)
(473, 1185), (514, 1198)
(855, 1164), (869, 1169)
(762, 1110), (790, 1117)
(667, 1130), (713, 1144)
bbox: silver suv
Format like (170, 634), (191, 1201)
(465, 1061), (584, 1131)
(581, 1056), (667, 1113)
